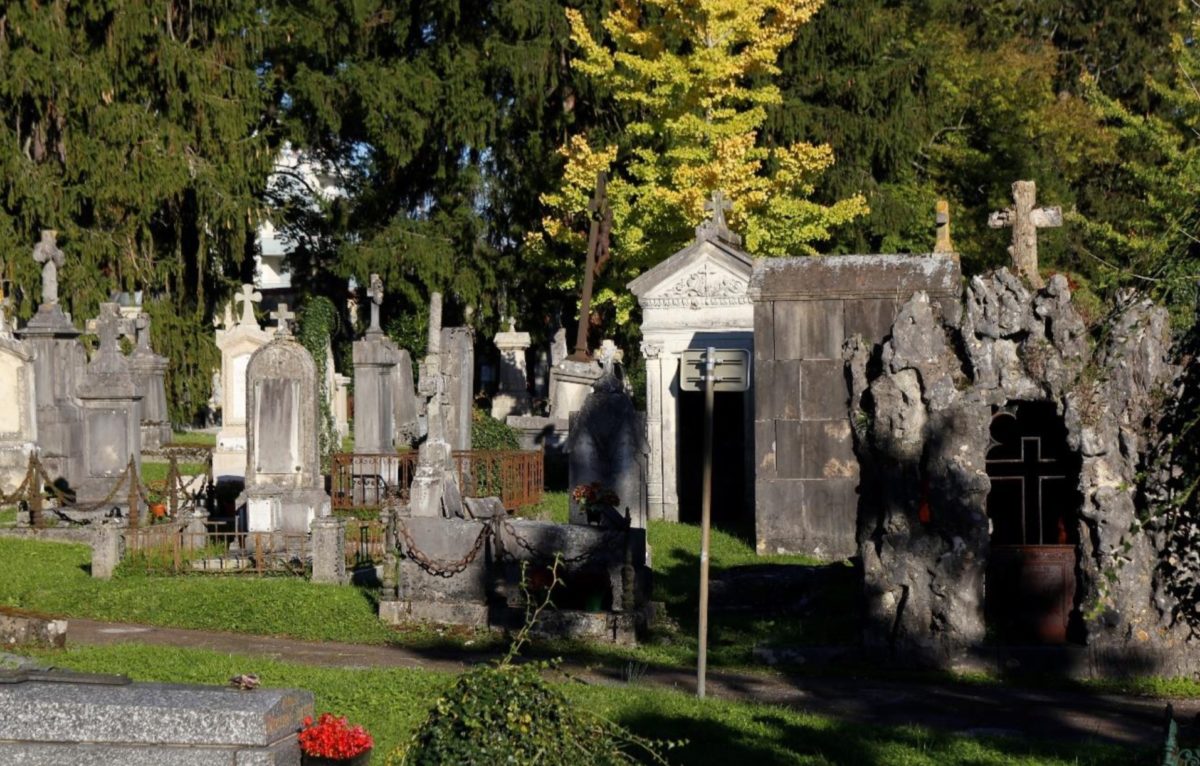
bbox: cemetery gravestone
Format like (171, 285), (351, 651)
(18, 231), (87, 487)
(213, 284), (272, 483)
(127, 312), (172, 449)
(408, 293), (462, 518)
(491, 318), (532, 420)
(75, 303), (143, 509)
(566, 354), (648, 528)
(441, 325), (474, 452)
(352, 274), (417, 453)
(0, 300), (37, 493)
(239, 305), (331, 535)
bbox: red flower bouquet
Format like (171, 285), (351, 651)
(299, 713), (373, 764)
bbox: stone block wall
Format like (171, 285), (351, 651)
(748, 254), (962, 558)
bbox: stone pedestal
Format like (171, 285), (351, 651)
(333, 372), (351, 440)
(310, 514), (346, 584)
(18, 304), (86, 487)
(491, 323), (531, 420)
(441, 327), (474, 451)
(214, 288), (272, 483)
(238, 327), (331, 538)
(90, 519), (126, 580)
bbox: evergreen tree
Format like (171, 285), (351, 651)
(0, 1), (274, 423)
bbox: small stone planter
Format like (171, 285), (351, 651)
(303, 751), (371, 766)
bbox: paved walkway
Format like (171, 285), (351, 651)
(68, 618), (1197, 750)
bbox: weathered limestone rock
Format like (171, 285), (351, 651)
(850, 270), (1187, 668)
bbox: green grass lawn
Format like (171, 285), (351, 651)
(169, 431), (217, 447)
(138, 461), (208, 482)
(19, 643), (1148, 766)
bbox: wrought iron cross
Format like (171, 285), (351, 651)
(988, 180), (1061, 289)
(270, 303), (295, 337)
(234, 284), (262, 327)
(570, 171), (612, 362)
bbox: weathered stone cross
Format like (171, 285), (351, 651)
(270, 303), (295, 337)
(32, 230), (65, 306)
(87, 303), (134, 355)
(934, 199), (953, 254)
(696, 190), (743, 246)
(234, 284), (262, 327)
(134, 313), (152, 351)
(367, 273), (384, 334)
(988, 180), (1062, 289)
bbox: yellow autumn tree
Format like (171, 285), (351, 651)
(528, 0), (867, 322)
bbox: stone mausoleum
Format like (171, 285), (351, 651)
(629, 196), (754, 528)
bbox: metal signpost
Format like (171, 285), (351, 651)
(681, 348), (749, 699)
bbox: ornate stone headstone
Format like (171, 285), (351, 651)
(566, 357), (648, 528)
(213, 284), (272, 483)
(75, 303), (142, 508)
(491, 318), (532, 420)
(0, 298), (37, 493)
(127, 312), (171, 449)
(239, 303), (330, 535)
(18, 231), (87, 487)
(352, 274), (418, 453)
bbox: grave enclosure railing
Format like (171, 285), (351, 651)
(330, 449), (544, 513)
(124, 528), (309, 576)
(4, 453), (213, 530)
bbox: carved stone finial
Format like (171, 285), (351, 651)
(32, 230), (65, 306)
(695, 190), (742, 247)
(233, 284), (263, 328)
(934, 199), (954, 254)
(270, 303), (295, 337)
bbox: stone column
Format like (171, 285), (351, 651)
(659, 351), (680, 521)
(310, 515), (346, 584)
(640, 341), (665, 520)
(491, 321), (531, 420)
(441, 327), (474, 452)
(91, 520), (126, 579)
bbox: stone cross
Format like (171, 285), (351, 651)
(988, 180), (1062, 289)
(696, 190), (743, 247)
(570, 171), (612, 362)
(87, 303), (133, 354)
(367, 273), (384, 334)
(234, 284), (262, 327)
(270, 303), (295, 337)
(32, 230), (65, 306)
(934, 199), (954, 254)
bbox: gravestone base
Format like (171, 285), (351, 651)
(490, 391), (531, 421)
(211, 444), (247, 484)
(140, 421), (173, 451)
(549, 359), (602, 419)
(0, 443), (34, 495)
(0, 678), (312, 766)
(242, 488), (330, 536)
(507, 415), (569, 488)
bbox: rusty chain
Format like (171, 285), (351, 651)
(496, 517), (626, 566)
(393, 516), (499, 578)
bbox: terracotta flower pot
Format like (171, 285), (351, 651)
(149, 503), (167, 519)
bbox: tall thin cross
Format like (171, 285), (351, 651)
(367, 273), (384, 334)
(234, 284), (262, 327)
(270, 303), (295, 337)
(570, 171), (611, 362)
(988, 180), (1062, 289)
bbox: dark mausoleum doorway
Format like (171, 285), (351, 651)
(984, 401), (1084, 644)
(677, 389), (747, 533)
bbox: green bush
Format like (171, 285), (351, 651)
(471, 407), (520, 451)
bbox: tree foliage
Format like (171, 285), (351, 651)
(529, 0), (868, 328)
